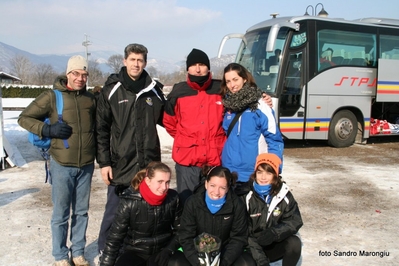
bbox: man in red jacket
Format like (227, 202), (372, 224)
(163, 48), (226, 201)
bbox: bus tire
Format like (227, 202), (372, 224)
(328, 110), (357, 148)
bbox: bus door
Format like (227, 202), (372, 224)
(279, 49), (306, 139)
(376, 59), (399, 102)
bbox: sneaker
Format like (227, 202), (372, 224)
(72, 255), (90, 266)
(53, 259), (72, 266)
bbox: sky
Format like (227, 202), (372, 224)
(2, 0), (399, 63)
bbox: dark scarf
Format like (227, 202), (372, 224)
(139, 180), (167, 206)
(122, 67), (149, 93)
(222, 83), (262, 112)
(187, 73), (212, 91)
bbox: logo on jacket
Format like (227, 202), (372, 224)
(224, 216), (231, 220)
(146, 97), (153, 106)
(216, 101), (222, 105)
(273, 207), (281, 217)
(118, 99), (129, 104)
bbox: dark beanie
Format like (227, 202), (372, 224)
(186, 48), (210, 70)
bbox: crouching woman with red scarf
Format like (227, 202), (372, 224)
(99, 161), (182, 266)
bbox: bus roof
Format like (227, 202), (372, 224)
(246, 16), (399, 33)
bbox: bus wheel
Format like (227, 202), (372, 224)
(328, 110), (358, 148)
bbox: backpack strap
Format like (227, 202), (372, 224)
(53, 90), (69, 149)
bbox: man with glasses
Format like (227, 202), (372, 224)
(18, 55), (96, 266)
(96, 44), (167, 256)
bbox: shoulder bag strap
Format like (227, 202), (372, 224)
(227, 110), (244, 138)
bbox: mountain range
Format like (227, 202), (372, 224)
(0, 41), (236, 75)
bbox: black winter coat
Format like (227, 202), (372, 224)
(100, 186), (181, 266)
(96, 68), (166, 186)
(179, 190), (248, 266)
(243, 181), (303, 265)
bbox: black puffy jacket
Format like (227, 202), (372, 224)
(96, 68), (166, 186)
(178, 190), (248, 266)
(100, 186), (181, 266)
(243, 181), (303, 265)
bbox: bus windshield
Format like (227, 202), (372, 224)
(235, 27), (290, 94)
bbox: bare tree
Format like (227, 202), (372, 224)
(9, 54), (33, 84)
(158, 66), (186, 86)
(88, 60), (106, 87)
(34, 63), (58, 85)
(107, 54), (124, 73)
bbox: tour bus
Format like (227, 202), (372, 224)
(218, 12), (399, 147)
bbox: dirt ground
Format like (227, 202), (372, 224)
(282, 137), (399, 266)
(0, 135), (398, 265)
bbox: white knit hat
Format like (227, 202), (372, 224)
(66, 55), (88, 74)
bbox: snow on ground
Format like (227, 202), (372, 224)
(1, 98), (398, 266)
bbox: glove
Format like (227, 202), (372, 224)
(42, 122), (72, 139)
(256, 229), (275, 246)
(154, 248), (173, 266)
(115, 185), (129, 196)
(256, 256), (270, 266)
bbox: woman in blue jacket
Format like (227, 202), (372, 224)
(221, 63), (284, 193)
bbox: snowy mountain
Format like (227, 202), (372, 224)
(0, 41), (235, 76)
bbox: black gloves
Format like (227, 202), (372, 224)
(256, 229), (275, 246)
(42, 122), (72, 139)
(256, 256), (270, 266)
(115, 185), (129, 196)
(154, 248), (173, 266)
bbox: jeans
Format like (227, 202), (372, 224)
(50, 158), (94, 261)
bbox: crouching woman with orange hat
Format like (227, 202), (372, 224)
(243, 153), (303, 266)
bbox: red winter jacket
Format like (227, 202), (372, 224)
(163, 75), (226, 167)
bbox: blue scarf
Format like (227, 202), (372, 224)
(254, 182), (272, 204)
(205, 193), (226, 214)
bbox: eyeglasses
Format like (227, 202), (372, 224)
(69, 71), (89, 79)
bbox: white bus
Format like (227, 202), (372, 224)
(218, 13), (399, 147)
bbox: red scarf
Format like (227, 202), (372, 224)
(139, 180), (167, 206)
(186, 72), (213, 91)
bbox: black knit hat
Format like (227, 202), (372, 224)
(186, 48), (210, 70)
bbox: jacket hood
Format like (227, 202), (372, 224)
(104, 73), (121, 87)
(119, 186), (143, 200)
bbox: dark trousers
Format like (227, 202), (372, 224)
(264, 235), (302, 266)
(175, 164), (202, 204)
(114, 250), (151, 266)
(98, 185), (120, 253)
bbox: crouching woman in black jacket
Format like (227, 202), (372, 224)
(170, 166), (255, 266)
(243, 153), (303, 266)
(99, 161), (181, 266)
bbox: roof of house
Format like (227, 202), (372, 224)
(0, 72), (21, 81)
